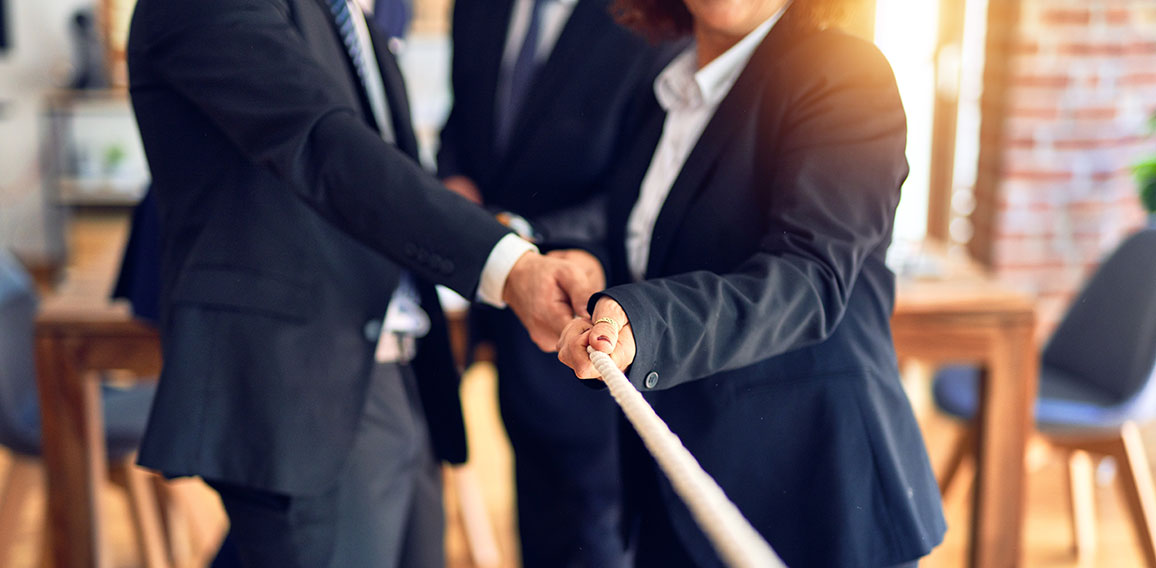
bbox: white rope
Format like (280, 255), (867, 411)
(587, 347), (786, 568)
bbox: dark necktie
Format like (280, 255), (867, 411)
(496, 0), (549, 152)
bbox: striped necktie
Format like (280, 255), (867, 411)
(326, 0), (372, 92)
(325, 0), (393, 140)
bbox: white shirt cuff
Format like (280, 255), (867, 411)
(477, 233), (538, 308)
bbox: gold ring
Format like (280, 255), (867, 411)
(593, 316), (620, 329)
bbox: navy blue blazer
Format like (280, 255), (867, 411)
(127, 0), (512, 495)
(437, 0), (667, 231)
(594, 13), (947, 567)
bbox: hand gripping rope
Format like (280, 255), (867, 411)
(586, 347), (787, 568)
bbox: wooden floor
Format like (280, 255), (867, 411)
(2, 214), (1153, 566)
(2, 359), (1153, 567)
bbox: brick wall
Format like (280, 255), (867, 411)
(974, 0), (1156, 336)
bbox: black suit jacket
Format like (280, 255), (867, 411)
(595, 14), (947, 567)
(437, 0), (665, 231)
(127, 0), (512, 495)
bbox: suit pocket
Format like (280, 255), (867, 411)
(170, 265), (313, 322)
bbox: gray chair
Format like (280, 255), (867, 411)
(0, 250), (165, 566)
(935, 228), (1156, 565)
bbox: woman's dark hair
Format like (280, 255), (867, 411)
(611, 0), (855, 43)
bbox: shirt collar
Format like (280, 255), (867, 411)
(654, 5), (787, 113)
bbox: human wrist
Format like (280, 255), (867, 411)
(477, 234), (538, 308)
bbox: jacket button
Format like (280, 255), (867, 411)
(644, 371), (659, 389)
(363, 319), (382, 341)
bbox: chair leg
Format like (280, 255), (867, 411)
(151, 476), (192, 568)
(447, 464), (501, 568)
(1066, 449), (1096, 565)
(938, 424), (975, 496)
(111, 459), (172, 568)
(155, 477), (230, 568)
(1113, 422), (1156, 568)
(0, 455), (41, 563)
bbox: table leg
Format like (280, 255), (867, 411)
(36, 334), (109, 568)
(970, 320), (1036, 567)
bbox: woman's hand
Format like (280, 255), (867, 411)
(557, 297), (635, 379)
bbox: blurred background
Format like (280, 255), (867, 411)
(1, 0), (1155, 567)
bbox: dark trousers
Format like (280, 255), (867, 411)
(208, 362), (443, 568)
(485, 308), (627, 568)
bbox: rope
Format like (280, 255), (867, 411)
(587, 347), (786, 568)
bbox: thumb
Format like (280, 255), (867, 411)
(589, 318), (619, 354)
(556, 264), (595, 318)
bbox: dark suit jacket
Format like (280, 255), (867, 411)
(127, 0), (512, 495)
(437, 0), (664, 231)
(594, 13), (947, 567)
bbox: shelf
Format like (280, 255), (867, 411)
(56, 177), (146, 207)
(45, 88), (129, 104)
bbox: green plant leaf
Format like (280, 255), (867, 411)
(1142, 177), (1156, 214)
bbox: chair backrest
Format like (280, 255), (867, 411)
(1042, 228), (1156, 402)
(0, 249), (41, 453)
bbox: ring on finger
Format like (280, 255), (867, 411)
(593, 316), (620, 330)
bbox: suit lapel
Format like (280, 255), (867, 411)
(366, 22), (421, 160)
(643, 14), (808, 278)
(482, 0), (519, 152)
(308, 0), (420, 160)
(310, 0), (380, 125)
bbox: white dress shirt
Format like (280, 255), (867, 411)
(502, 0), (579, 68)
(624, 11), (784, 282)
(347, 0), (395, 143)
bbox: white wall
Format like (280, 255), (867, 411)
(397, 33), (452, 169)
(874, 0), (939, 244)
(0, 0), (91, 259)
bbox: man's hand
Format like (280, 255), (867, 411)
(557, 296), (636, 379)
(502, 251), (599, 351)
(443, 175), (483, 205)
(545, 249), (605, 291)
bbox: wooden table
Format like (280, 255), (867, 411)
(33, 274), (487, 567)
(31, 213), (162, 567)
(36, 241), (1036, 568)
(891, 245), (1038, 568)
(36, 296), (162, 568)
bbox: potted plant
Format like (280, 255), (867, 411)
(1137, 112), (1156, 226)
(1138, 162), (1156, 226)
(103, 143), (127, 177)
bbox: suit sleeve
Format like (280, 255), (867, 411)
(129, 0), (510, 297)
(599, 34), (908, 391)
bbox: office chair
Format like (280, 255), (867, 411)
(0, 250), (169, 567)
(934, 228), (1156, 566)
